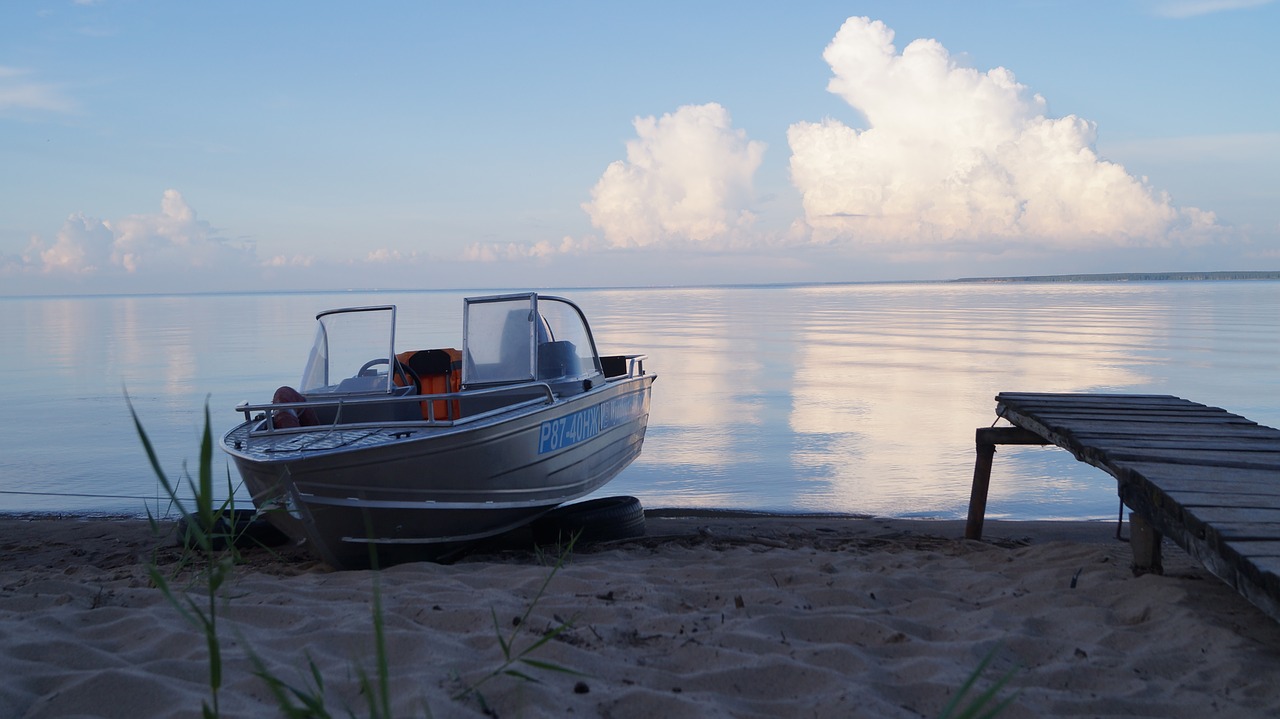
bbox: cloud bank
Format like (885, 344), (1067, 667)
(7, 15), (1241, 293)
(787, 17), (1215, 252)
(7, 190), (256, 280)
(582, 103), (765, 247)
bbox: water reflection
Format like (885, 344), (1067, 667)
(2, 282), (1278, 519)
(786, 285), (1156, 517)
(587, 282), (1280, 520)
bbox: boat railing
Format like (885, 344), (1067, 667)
(603, 354), (647, 379)
(626, 354), (647, 377)
(236, 381), (556, 434)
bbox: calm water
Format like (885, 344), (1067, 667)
(2, 282), (1278, 520)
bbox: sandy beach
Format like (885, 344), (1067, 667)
(3, 513), (1280, 718)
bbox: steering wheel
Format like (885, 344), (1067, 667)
(396, 359), (421, 394)
(357, 358), (420, 394)
(358, 358), (389, 376)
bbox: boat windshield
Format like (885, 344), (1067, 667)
(299, 305), (398, 395)
(534, 297), (601, 381)
(462, 294), (600, 387)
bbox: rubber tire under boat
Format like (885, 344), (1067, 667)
(531, 495), (646, 547)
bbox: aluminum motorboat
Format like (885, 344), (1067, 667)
(221, 292), (655, 567)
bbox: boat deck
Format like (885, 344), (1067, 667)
(966, 392), (1280, 623)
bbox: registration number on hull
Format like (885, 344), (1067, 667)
(537, 392), (645, 454)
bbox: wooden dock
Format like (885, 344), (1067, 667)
(966, 392), (1280, 622)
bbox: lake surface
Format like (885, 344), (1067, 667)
(3, 282), (1278, 521)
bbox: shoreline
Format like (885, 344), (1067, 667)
(3, 515), (1279, 717)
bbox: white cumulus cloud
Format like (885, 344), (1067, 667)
(583, 103), (765, 247)
(262, 254), (315, 268)
(33, 214), (114, 274)
(787, 17), (1216, 251)
(364, 248), (421, 263)
(108, 190), (253, 273)
(461, 235), (593, 262)
(13, 190), (256, 277)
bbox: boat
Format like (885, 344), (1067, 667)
(220, 292), (655, 568)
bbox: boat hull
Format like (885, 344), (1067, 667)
(223, 375), (652, 567)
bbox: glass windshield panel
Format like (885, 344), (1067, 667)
(299, 306), (397, 394)
(536, 298), (600, 380)
(463, 295), (536, 385)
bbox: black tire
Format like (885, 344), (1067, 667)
(176, 508), (289, 551)
(532, 495), (646, 547)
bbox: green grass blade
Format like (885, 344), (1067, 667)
(938, 652), (990, 718)
(515, 618), (577, 659)
(965, 672), (1019, 719)
(501, 669), (541, 683)
(519, 658), (586, 676)
(146, 566), (197, 626)
(369, 578), (392, 719)
(206, 629), (222, 692)
(197, 399), (215, 532)
(938, 646), (1019, 719)
(490, 607), (512, 659)
(248, 648), (335, 719)
(126, 391), (171, 488)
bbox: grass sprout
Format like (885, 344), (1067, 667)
(938, 645), (1020, 719)
(131, 394), (238, 718)
(453, 532), (586, 705)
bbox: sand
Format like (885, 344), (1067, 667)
(3, 513), (1280, 718)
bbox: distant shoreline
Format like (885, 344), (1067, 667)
(4, 271), (1280, 301)
(951, 270), (1280, 283)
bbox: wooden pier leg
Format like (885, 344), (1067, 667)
(966, 439), (997, 540)
(965, 426), (1049, 541)
(1129, 512), (1164, 575)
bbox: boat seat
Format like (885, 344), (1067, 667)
(305, 376), (419, 424)
(537, 340), (580, 380)
(397, 348), (462, 420)
(336, 375), (391, 393)
(401, 348), (458, 376)
(271, 386), (319, 428)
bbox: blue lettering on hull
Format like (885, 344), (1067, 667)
(538, 392), (645, 454)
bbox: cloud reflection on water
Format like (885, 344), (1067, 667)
(593, 282), (1278, 520)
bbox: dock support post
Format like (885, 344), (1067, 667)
(966, 439), (997, 540)
(1129, 512), (1164, 575)
(965, 427), (1051, 541)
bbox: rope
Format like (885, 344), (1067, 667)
(0, 489), (211, 501)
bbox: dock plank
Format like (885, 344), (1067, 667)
(1031, 421), (1276, 438)
(1114, 462), (1280, 486)
(1029, 410), (1246, 422)
(1232, 542), (1280, 559)
(1130, 475), (1280, 496)
(1213, 527), (1280, 542)
(1182, 506), (1280, 524)
(1109, 450), (1280, 469)
(1084, 437), (1280, 452)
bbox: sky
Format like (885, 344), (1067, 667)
(2, 0), (1278, 295)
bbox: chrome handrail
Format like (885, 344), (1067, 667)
(626, 354), (647, 377)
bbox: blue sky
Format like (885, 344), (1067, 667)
(2, 1), (1278, 295)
